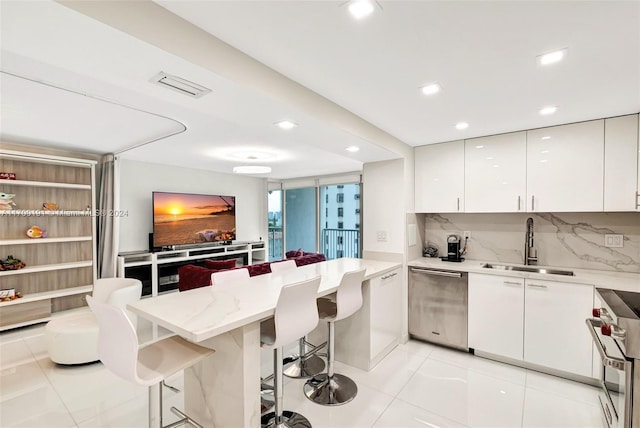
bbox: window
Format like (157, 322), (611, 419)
(354, 194), (360, 200)
(355, 208), (360, 215)
(355, 223), (360, 229)
(338, 221), (344, 229)
(325, 194), (329, 203)
(337, 250), (344, 258)
(337, 207), (344, 217)
(337, 193), (344, 203)
(337, 185), (344, 189)
(337, 236), (343, 245)
(325, 207), (328, 216)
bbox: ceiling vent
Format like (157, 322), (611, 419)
(151, 71), (211, 98)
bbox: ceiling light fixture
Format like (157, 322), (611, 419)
(455, 122), (469, 130)
(275, 120), (297, 130)
(539, 106), (558, 115)
(233, 166), (272, 174)
(420, 83), (441, 96)
(541, 136), (551, 140)
(348, 0), (375, 19)
(230, 151), (274, 161)
(346, 146), (360, 152)
(475, 145), (484, 149)
(537, 48), (567, 66)
(150, 71), (211, 98)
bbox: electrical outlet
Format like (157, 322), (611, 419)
(605, 234), (623, 248)
(463, 231), (471, 240)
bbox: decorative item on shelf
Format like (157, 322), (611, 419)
(0, 288), (23, 302)
(0, 172), (17, 180)
(423, 241), (439, 258)
(26, 225), (47, 239)
(0, 192), (16, 210)
(1, 255), (26, 270)
(42, 202), (58, 211)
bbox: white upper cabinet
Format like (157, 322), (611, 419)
(604, 114), (639, 211)
(465, 132), (527, 212)
(527, 120), (605, 212)
(415, 140), (464, 213)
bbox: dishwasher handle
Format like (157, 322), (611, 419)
(409, 267), (462, 278)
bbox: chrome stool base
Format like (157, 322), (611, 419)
(283, 354), (325, 379)
(303, 373), (358, 406)
(261, 410), (312, 428)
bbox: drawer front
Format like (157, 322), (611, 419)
(0, 300), (51, 327)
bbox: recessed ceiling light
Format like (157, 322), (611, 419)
(230, 151), (274, 161)
(455, 122), (469, 130)
(275, 120), (297, 130)
(346, 146), (360, 152)
(420, 83), (441, 96)
(475, 145), (484, 149)
(537, 48), (567, 66)
(348, 0), (375, 19)
(233, 166), (272, 174)
(541, 136), (551, 140)
(539, 106), (558, 115)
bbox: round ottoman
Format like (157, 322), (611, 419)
(45, 310), (99, 365)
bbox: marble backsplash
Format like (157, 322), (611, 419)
(422, 212), (640, 273)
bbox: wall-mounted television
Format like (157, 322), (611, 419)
(152, 191), (236, 248)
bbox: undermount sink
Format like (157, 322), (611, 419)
(481, 263), (574, 276)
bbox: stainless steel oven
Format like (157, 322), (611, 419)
(587, 288), (640, 428)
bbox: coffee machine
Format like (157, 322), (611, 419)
(442, 234), (464, 262)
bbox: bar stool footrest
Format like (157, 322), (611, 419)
(283, 354), (325, 379)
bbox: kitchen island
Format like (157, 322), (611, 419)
(128, 257), (401, 428)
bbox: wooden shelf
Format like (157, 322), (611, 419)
(0, 236), (92, 245)
(1, 179), (91, 189)
(0, 285), (93, 307)
(0, 210), (91, 216)
(0, 261), (92, 276)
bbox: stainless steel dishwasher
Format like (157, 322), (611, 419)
(408, 267), (468, 350)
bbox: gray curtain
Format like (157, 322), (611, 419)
(97, 154), (118, 278)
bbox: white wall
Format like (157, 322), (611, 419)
(118, 159), (267, 253)
(362, 159), (405, 259)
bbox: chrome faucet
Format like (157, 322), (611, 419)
(524, 217), (538, 265)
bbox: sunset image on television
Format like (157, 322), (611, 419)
(153, 192), (236, 247)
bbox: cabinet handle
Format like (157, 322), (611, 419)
(531, 195), (535, 211)
(528, 283), (547, 289)
(457, 197), (460, 211)
(381, 272), (398, 280)
(503, 281), (522, 286)
(517, 195), (521, 211)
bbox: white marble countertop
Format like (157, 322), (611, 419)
(408, 257), (640, 292)
(128, 258), (400, 343)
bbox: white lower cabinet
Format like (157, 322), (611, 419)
(335, 267), (402, 370)
(523, 278), (594, 377)
(468, 273), (524, 360)
(469, 273), (594, 378)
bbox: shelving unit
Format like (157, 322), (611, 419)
(0, 149), (97, 330)
(117, 241), (267, 296)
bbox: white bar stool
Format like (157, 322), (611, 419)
(87, 296), (214, 428)
(303, 268), (366, 406)
(271, 259), (326, 379)
(261, 275), (321, 428)
(211, 267), (250, 288)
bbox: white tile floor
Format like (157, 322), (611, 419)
(0, 322), (602, 428)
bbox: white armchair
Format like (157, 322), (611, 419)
(45, 278), (142, 365)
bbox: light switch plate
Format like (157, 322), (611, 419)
(376, 231), (388, 242)
(605, 234), (623, 248)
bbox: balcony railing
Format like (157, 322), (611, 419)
(269, 227), (360, 261)
(321, 228), (359, 260)
(268, 227), (283, 261)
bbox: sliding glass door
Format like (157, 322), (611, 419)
(284, 187), (317, 254)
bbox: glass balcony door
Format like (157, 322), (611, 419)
(320, 183), (361, 259)
(284, 187), (317, 254)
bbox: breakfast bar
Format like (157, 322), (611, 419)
(127, 258), (401, 428)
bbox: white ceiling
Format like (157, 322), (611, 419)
(1, 0), (639, 179)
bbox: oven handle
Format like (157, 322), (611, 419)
(586, 318), (627, 370)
